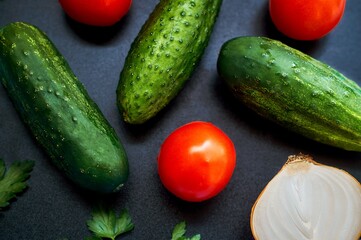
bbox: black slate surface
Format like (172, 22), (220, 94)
(0, 0), (360, 239)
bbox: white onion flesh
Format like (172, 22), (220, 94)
(251, 154), (361, 240)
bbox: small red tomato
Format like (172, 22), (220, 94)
(59, 0), (132, 27)
(158, 121), (236, 202)
(269, 0), (346, 40)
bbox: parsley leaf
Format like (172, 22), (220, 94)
(171, 221), (201, 240)
(0, 158), (35, 209)
(86, 205), (134, 240)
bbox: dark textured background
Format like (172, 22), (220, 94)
(1, 0), (360, 239)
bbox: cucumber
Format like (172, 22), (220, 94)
(117, 0), (223, 124)
(0, 22), (129, 193)
(217, 36), (361, 151)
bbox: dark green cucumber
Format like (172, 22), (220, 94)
(117, 0), (223, 124)
(0, 22), (129, 193)
(217, 36), (361, 151)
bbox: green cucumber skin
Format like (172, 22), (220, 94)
(0, 22), (129, 193)
(217, 36), (361, 151)
(117, 0), (223, 124)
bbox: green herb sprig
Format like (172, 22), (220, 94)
(171, 221), (201, 240)
(0, 158), (34, 209)
(86, 205), (134, 240)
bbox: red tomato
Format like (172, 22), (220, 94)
(269, 0), (346, 40)
(59, 0), (132, 26)
(157, 121), (236, 202)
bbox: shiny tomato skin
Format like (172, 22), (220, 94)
(158, 121), (236, 202)
(59, 0), (132, 26)
(269, 0), (346, 40)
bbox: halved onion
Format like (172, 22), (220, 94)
(251, 153), (361, 240)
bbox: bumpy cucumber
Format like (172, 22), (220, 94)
(117, 0), (223, 124)
(217, 36), (361, 151)
(0, 22), (129, 193)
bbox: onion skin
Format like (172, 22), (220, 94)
(250, 154), (361, 240)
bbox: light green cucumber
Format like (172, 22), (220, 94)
(117, 0), (223, 124)
(217, 36), (361, 151)
(0, 22), (129, 193)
